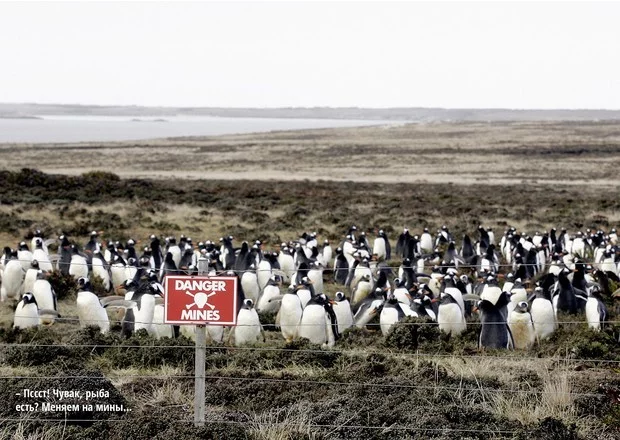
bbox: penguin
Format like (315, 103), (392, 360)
(13, 292), (40, 329)
(480, 276), (503, 306)
(240, 264), (260, 303)
(380, 294), (405, 336)
(167, 237), (182, 269)
(420, 228), (433, 253)
(30, 229), (49, 255)
(68, 245), (89, 280)
(110, 254), (129, 289)
(151, 298), (174, 339)
(2, 252), (24, 302)
(234, 299), (263, 346)
(478, 292), (514, 350)
(507, 278), (528, 315)
(530, 286), (556, 341)
(351, 274), (373, 306)
(502, 273), (515, 294)
(32, 238), (53, 272)
(353, 289), (385, 329)
(132, 284), (158, 335)
(320, 240), (333, 267)
(333, 247), (349, 285)
(31, 271), (57, 317)
(307, 261), (324, 295)
(437, 288), (466, 336)
(23, 260), (39, 295)
(277, 245), (295, 283)
(257, 256), (272, 293)
(149, 235), (163, 270)
(298, 293), (339, 347)
(508, 301), (536, 350)
(585, 286), (608, 331)
(295, 277), (315, 309)
(395, 228), (411, 258)
(554, 268), (585, 315)
(279, 287), (303, 342)
(92, 251), (112, 292)
(373, 230), (389, 261)
(17, 242), (33, 272)
(256, 275), (282, 313)
(57, 235), (72, 275)
(76, 278), (128, 333)
(333, 291), (353, 334)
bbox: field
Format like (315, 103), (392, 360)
(0, 121), (619, 439)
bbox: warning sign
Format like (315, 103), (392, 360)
(164, 276), (238, 325)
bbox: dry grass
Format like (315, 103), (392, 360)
(248, 403), (317, 440)
(0, 423), (66, 440)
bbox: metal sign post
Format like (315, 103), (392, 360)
(163, 275), (238, 427)
(194, 324), (206, 427)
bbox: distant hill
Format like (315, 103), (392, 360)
(1, 102), (620, 121)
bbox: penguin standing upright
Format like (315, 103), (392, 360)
(69, 245), (89, 280)
(508, 301), (536, 349)
(586, 286), (608, 331)
(298, 294), (339, 347)
(333, 247), (349, 285)
(17, 242), (33, 272)
(437, 288), (466, 336)
(380, 294), (405, 336)
(234, 299), (263, 346)
(92, 251), (112, 292)
(2, 251), (24, 302)
(279, 288), (303, 342)
(478, 292), (514, 350)
(530, 286), (556, 341)
(31, 271), (57, 318)
(57, 235), (72, 275)
(240, 264), (260, 303)
(13, 292), (40, 329)
(32, 238), (52, 272)
(333, 291), (353, 334)
(23, 260), (40, 295)
(76, 278), (110, 333)
(320, 240), (333, 267)
(373, 230), (390, 261)
(256, 275), (282, 313)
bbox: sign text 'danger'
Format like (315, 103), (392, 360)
(164, 276), (238, 325)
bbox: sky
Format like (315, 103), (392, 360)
(0, 1), (619, 109)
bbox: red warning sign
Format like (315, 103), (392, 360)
(164, 276), (238, 325)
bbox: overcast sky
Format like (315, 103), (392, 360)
(1, 1), (619, 109)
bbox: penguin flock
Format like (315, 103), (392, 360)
(1, 225), (619, 349)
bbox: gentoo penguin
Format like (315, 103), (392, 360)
(295, 277), (315, 309)
(508, 301), (536, 350)
(507, 278), (528, 315)
(68, 245), (89, 280)
(30, 229), (49, 255)
(351, 272), (373, 306)
(298, 294), (339, 347)
(354, 288), (385, 328)
(234, 299), (263, 346)
(333, 247), (349, 285)
(31, 271), (57, 319)
(478, 292), (514, 350)
(333, 291), (353, 334)
(277, 245), (295, 283)
(257, 255), (273, 293)
(530, 286), (556, 341)
(585, 286), (608, 331)
(279, 287), (304, 342)
(17, 242), (33, 272)
(307, 261), (324, 295)
(320, 240), (333, 267)
(57, 235), (72, 275)
(92, 251), (112, 292)
(13, 292), (40, 329)
(502, 273), (515, 294)
(23, 260), (40, 295)
(32, 238), (52, 272)
(256, 275), (282, 313)
(373, 230), (390, 261)
(2, 251), (24, 302)
(420, 228), (433, 253)
(167, 237), (182, 269)
(240, 264), (260, 304)
(437, 288), (466, 336)
(480, 276), (503, 307)
(554, 268), (586, 315)
(76, 278), (128, 334)
(380, 294), (405, 336)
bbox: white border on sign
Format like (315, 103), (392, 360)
(163, 275), (238, 326)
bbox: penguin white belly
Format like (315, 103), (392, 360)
(308, 269), (323, 294)
(322, 247), (333, 267)
(373, 238), (386, 260)
(257, 261), (272, 292)
(420, 234), (433, 253)
(17, 250), (33, 271)
(69, 255), (88, 280)
(234, 309), (262, 346)
(32, 280), (55, 311)
(380, 307), (401, 336)
(585, 298), (601, 331)
(3, 261), (24, 301)
(508, 312), (535, 349)
(241, 272), (259, 303)
(111, 264), (127, 289)
(398, 302), (418, 317)
(333, 301), (353, 334)
(278, 254), (295, 282)
(169, 246), (182, 268)
(438, 303), (466, 335)
(92, 260), (111, 291)
(297, 288), (312, 309)
(206, 324), (224, 343)
(125, 266), (138, 284)
(280, 295), (303, 341)
(13, 301), (40, 329)
(151, 304), (172, 338)
(22, 269), (38, 295)
(76, 291), (109, 333)
(572, 239), (585, 258)
(480, 286), (502, 305)
(531, 298), (556, 340)
(298, 305), (328, 344)
(601, 258), (615, 274)
(352, 281), (372, 305)
(134, 295), (155, 334)
(256, 285), (281, 313)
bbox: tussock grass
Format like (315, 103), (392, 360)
(249, 404), (317, 440)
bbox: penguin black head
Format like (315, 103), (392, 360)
(77, 277), (92, 291)
(20, 292), (38, 306)
(335, 291), (347, 302)
(515, 301), (529, 313)
(18, 241), (29, 251)
(31, 259), (40, 270)
(242, 298), (255, 309)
